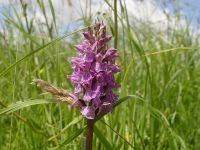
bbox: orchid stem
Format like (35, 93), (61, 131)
(86, 119), (94, 150)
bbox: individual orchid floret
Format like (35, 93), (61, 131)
(68, 20), (120, 119)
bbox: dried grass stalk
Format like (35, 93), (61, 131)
(33, 79), (80, 108)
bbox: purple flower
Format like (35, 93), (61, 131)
(68, 21), (120, 119)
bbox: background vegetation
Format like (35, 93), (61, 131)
(0, 0), (200, 149)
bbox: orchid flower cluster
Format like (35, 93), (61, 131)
(68, 21), (120, 119)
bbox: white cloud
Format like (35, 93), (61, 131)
(0, 0), (194, 34)
(122, 0), (176, 31)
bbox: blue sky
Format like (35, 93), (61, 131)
(158, 0), (200, 29)
(0, 0), (200, 32)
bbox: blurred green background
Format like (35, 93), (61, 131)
(0, 0), (200, 149)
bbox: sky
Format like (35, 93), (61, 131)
(0, 0), (200, 34)
(158, 0), (200, 29)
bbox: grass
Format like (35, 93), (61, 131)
(0, 0), (200, 149)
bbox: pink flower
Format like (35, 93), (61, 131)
(68, 21), (120, 119)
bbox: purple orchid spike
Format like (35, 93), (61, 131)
(68, 20), (120, 119)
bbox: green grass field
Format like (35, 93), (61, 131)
(0, 0), (200, 149)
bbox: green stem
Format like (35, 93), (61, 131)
(86, 119), (94, 150)
(114, 0), (118, 49)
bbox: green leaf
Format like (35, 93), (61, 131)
(114, 95), (145, 108)
(94, 126), (113, 150)
(0, 99), (55, 115)
(48, 0), (56, 29)
(95, 95), (142, 122)
(113, 95), (132, 108)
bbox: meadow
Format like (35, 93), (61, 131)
(0, 0), (200, 149)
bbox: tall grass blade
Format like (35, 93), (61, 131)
(0, 99), (55, 115)
(94, 125), (113, 149)
(0, 26), (89, 77)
